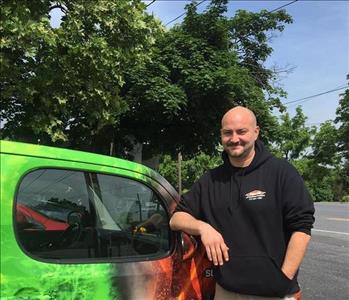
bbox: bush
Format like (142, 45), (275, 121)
(341, 195), (349, 202)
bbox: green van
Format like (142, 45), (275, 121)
(0, 140), (215, 300)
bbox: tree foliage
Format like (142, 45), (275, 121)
(158, 152), (221, 192)
(334, 78), (349, 197)
(118, 0), (293, 159)
(311, 121), (340, 166)
(290, 145), (336, 202)
(230, 7), (292, 95)
(1, 0), (160, 148)
(271, 107), (313, 160)
(2, 0), (346, 202)
(1, 0), (293, 158)
(335, 80), (349, 160)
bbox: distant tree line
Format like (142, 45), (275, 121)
(1, 0), (348, 201)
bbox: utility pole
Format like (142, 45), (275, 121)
(178, 152), (182, 197)
(109, 140), (114, 156)
(109, 133), (115, 156)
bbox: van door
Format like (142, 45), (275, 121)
(3, 157), (214, 299)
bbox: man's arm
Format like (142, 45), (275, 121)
(170, 211), (229, 265)
(281, 231), (311, 279)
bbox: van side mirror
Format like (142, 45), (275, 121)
(180, 232), (198, 261)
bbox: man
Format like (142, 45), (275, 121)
(170, 106), (315, 300)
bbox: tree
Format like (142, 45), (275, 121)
(311, 121), (340, 166)
(158, 152), (221, 192)
(292, 120), (340, 202)
(335, 79), (349, 161)
(230, 7), (292, 97)
(1, 0), (160, 150)
(334, 77), (349, 198)
(117, 0), (293, 159)
(1, 0), (295, 163)
(272, 107), (313, 160)
(287, 89), (348, 202)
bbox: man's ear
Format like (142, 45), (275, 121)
(255, 126), (260, 139)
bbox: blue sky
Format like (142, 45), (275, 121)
(145, 0), (349, 126)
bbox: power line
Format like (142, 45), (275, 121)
(284, 85), (348, 106)
(163, 0), (298, 27)
(164, 0), (207, 26)
(145, 0), (156, 8)
(269, 0), (298, 13)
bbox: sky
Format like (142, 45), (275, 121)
(144, 0), (349, 126)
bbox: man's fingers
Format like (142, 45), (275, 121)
(215, 244), (224, 265)
(210, 247), (218, 266)
(206, 246), (212, 262)
(205, 243), (229, 265)
(221, 244), (229, 262)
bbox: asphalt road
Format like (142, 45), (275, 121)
(298, 202), (349, 300)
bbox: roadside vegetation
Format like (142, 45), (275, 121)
(1, 0), (348, 202)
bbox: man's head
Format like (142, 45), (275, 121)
(221, 106), (260, 166)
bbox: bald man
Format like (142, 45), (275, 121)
(170, 106), (315, 300)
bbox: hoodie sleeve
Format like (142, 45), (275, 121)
(174, 176), (204, 220)
(281, 164), (315, 235)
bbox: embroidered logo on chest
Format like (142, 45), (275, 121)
(245, 190), (266, 201)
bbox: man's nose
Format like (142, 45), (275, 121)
(229, 134), (239, 143)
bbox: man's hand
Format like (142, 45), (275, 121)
(170, 212), (229, 265)
(198, 222), (229, 266)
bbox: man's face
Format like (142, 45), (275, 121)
(221, 112), (259, 160)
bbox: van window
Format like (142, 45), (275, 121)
(15, 169), (170, 261)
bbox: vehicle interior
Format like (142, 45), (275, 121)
(15, 169), (170, 261)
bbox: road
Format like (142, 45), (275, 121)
(298, 202), (349, 300)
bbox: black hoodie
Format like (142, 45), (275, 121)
(175, 140), (315, 297)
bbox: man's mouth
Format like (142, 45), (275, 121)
(227, 144), (241, 148)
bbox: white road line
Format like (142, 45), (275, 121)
(313, 229), (349, 236)
(326, 217), (349, 222)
